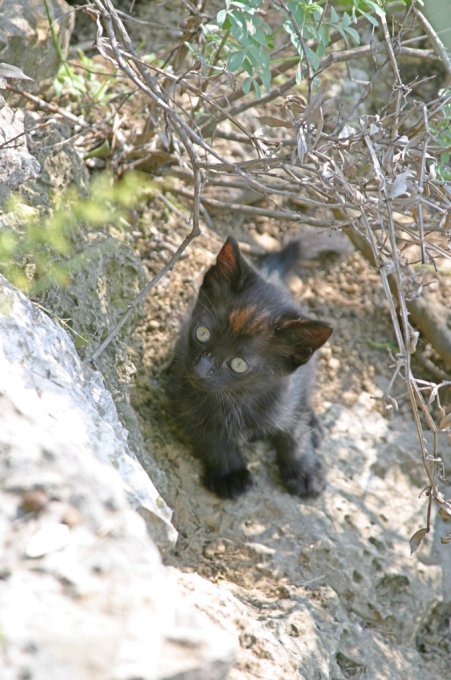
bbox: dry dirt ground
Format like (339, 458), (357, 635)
(129, 205), (450, 679)
(67, 3), (451, 677)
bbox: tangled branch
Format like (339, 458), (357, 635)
(87, 0), (450, 548)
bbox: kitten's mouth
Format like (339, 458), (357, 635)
(186, 371), (210, 390)
(186, 370), (222, 393)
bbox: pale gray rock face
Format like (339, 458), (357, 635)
(0, 275), (237, 680)
(0, 0), (74, 88)
(0, 275), (176, 547)
(0, 95), (41, 205)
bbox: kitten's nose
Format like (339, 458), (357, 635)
(193, 353), (215, 378)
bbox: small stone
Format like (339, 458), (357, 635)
(62, 505), (82, 528)
(25, 523), (70, 559)
(20, 490), (49, 513)
(148, 319), (161, 330)
(342, 391), (356, 406)
(203, 540), (227, 559)
(328, 357), (340, 370)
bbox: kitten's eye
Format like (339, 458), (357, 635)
(195, 325), (211, 343)
(229, 356), (248, 374)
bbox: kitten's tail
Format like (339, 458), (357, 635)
(258, 240), (301, 284)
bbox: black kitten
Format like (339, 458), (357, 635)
(169, 237), (333, 500)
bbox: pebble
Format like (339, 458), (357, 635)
(342, 391), (357, 406)
(148, 320), (161, 330)
(62, 505), (83, 528)
(203, 540), (227, 559)
(20, 490), (49, 513)
(25, 523), (70, 559)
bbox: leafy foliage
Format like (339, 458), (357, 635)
(53, 52), (117, 108)
(0, 173), (151, 295)
(214, 0), (396, 95)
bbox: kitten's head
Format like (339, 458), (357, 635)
(184, 237), (332, 392)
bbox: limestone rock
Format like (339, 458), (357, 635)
(0, 0), (74, 89)
(0, 95), (41, 205)
(0, 274), (237, 680)
(0, 274), (176, 549)
(20, 116), (89, 207)
(4, 116), (169, 504)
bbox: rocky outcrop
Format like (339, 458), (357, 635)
(0, 275), (237, 679)
(0, 0), (74, 89)
(0, 274), (175, 547)
(0, 93), (41, 205)
(0, 88), (169, 510)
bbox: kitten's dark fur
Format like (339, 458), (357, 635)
(169, 237), (333, 500)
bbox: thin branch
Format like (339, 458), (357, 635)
(5, 85), (88, 126)
(274, 0), (313, 101)
(89, 229), (198, 364)
(79, 0), (450, 544)
(416, 105), (429, 264)
(413, 1), (451, 84)
(88, 0), (202, 362)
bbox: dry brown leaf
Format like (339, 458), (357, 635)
(438, 413), (451, 431)
(409, 527), (428, 556)
(439, 507), (451, 521)
(257, 116), (292, 128)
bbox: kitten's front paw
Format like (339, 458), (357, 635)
(279, 456), (326, 498)
(204, 468), (252, 499)
(309, 411), (324, 450)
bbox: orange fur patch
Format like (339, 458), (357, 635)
(229, 307), (268, 334)
(217, 239), (236, 271)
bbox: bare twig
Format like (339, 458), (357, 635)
(5, 84), (87, 126)
(88, 0), (203, 361)
(274, 0), (313, 100)
(413, 1), (451, 84)
(89, 228), (198, 364)
(78, 0), (450, 544)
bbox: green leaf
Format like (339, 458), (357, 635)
(342, 12), (351, 28)
(242, 76), (252, 94)
(248, 43), (263, 64)
(242, 56), (254, 76)
(296, 62), (303, 85)
(335, 22), (350, 47)
(253, 27), (269, 47)
(306, 46), (321, 72)
(290, 2), (305, 26)
(330, 6), (340, 24)
(318, 24), (330, 48)
(261, 67), (271, 93)
(216, 9), (227, 26)
(344, 25), (361, 45)
(361, 10), (379, 27)
(285, 23), (302, 55)
(228, 50), (245, 71)
(229, 11), (246, 39)
(230, 18), (245, 41)
(253, 79), (262, 99)
(365, 0), (386, 19)
(304, 24), (317, 41)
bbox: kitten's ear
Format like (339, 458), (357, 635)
(203, 237), (248, 291)
(275, 317), (333, 369)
